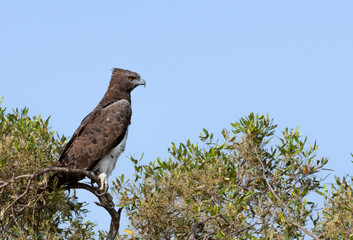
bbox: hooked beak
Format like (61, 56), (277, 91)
(139, 78), (146, 87)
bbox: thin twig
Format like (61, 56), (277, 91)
(1, 179), (32, 218)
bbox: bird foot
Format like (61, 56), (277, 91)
(94, 190), (107, 197)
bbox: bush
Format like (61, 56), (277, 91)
(115, 113), (328, 239)
(0, 99), (95, 239)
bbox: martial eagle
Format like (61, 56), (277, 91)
(50, 68), (145, 191)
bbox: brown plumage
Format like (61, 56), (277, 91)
(49, 68), (145, 191)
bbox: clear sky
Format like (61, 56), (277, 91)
(1, 0), (353, 235)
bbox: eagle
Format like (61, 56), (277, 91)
(50, 68), (145, 192)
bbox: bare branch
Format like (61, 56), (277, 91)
(1, 179), (32, 219)
(66, 182), (123, 239)
(0, 167), (100, 189)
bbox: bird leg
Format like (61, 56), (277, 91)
(97, 172), (108, 192)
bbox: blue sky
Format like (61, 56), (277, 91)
(1, 0), (353, 235)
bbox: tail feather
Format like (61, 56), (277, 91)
(37, 172), (84, 193)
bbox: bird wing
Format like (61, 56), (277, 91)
(58, 99), (131, 171)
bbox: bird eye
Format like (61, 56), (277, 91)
(128, 76), (134, 81)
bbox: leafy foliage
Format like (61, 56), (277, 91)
(0, 99), (95, 239)
(2, 98), (353, 239)
(114, 113), (329, 239)
(315, 175), (353, 239)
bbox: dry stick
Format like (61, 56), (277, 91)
(1, 179), (32, 218)
(254, 149), (319, 240)
(187, 214), (233, 239)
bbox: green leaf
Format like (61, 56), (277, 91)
(315, 190), (325, 196)
(244, 167), (255, 175)
(0, 157), (7, 168)
(116, 204), (130, 208)
(216, 229), (225, 239)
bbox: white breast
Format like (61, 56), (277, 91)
(93, 129), (128, 177)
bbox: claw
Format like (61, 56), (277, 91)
(94, 190), (106, 197)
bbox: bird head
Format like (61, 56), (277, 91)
(111, 68), (146, 92)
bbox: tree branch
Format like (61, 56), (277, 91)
(66, 182), (123, 240)
(0, 167), (100, 189)
(0, 167), (123, 240)
(1, 179), (32, 219)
